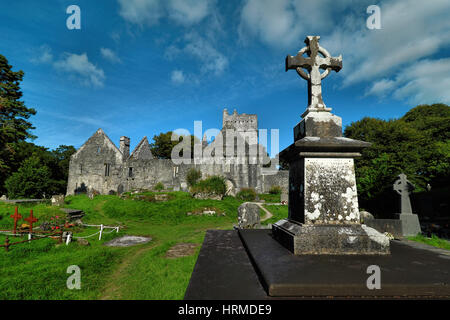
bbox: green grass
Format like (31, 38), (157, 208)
(0, 192), (244, 300)
(261, 204), (288, 225)
(407, 234), (450, 250)
(258, 193), (281, 203)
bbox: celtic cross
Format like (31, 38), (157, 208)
(393, 173), (415, 214)
(286, 36), (342, 117)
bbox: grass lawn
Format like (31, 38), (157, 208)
(258, 193), (281, 203)
(407, 234), (450, 250)
(261, 204), (288, 225)
(0, 192), (246, 300)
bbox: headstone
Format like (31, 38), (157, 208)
(280, 192), (288, 204)
(359, 210), (374, 223)
(225, 179), (236, 197)
(51, 195), (65, 206)
(393, 173), (421, 236)
(238, 202), (261, 229)
(272, 36), (389, 255)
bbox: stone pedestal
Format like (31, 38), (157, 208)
(273, 111), (390, 255)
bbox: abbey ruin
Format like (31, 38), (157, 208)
(66, 109), (288, 196)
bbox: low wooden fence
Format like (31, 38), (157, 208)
(0, 207), (120, 252)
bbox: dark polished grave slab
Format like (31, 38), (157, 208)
(239, 229), (450, 298)
(184, 230), (268, 300)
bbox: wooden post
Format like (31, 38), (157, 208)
(99, 224), (104, 240)
(5, 236), (9, 252)
(66, 233), (72, 245)
(10, 207), (22, 236)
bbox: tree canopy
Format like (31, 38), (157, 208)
(150, 131), (199, 159)
(344, 103), (450, 210)
(0, 54), (37, 192)
(0, 54), (76, 197)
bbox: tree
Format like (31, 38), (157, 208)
(5, 156), (52, 199)
(0, 54), (36, 194)
(344, 103), (450, 215)
(150, 131), (199, 159)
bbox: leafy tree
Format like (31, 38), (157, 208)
(4, 156), (52, 199)
(0, 54), (36, 194)
(344, 103), (449, 214)
(150, 131), (199, 159)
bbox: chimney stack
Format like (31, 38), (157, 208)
(120, 136), (130, 160)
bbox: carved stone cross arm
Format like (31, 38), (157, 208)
(286, 36), (342, 116)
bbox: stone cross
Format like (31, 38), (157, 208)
(393, 173), (415, 214)
(286, 36), (342, 116)
(10, 207), (22, 235)
(25, 210), (38, 234)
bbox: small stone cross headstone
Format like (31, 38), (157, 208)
(393, 173), (415, 214)
(393, 173), (421, 236)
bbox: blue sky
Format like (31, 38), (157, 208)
(1, 0), (449, 155)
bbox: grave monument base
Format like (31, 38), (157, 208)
(184, 230), (450, 299)
(272, 219), (390, 255)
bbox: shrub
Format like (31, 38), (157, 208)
(236, 188), (257, 201)
(186, 168), (202, 187)
(190, 176), (226, 196)
(269, 185), (282, 195)
(154, 182), (164, 191)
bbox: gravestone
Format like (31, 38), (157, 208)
(280, 192), (288, 204)
(393, 173), (421, 236)
(51, 194), (65, 206)
(272, 36), (389, 255)
(238, 202), (261, 229)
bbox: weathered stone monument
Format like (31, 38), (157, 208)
(272, 36), (389, 254)
(394, 173), (421, 236)
(51, 194), (65, 206)
(237, 202), (261, 229)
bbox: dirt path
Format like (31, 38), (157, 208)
(254, 203), (273, 222)
(99, 244), (156, 300)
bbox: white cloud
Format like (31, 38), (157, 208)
(117, 0), (162, 26)
(184, 32), (228, 75)
(100, 47), (121, 63)
(365, 79), (396, 97)
(117, 0), (214, 27)
(30, 45), (53, 64)
(53, 53), (105, 87)
(368, 58), (450, 105)
(239, 0), (302, 48)
(167, 0), (211, 25)
(171, 70), (185, 84)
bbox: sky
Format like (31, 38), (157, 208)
(1, 0), (449, 155)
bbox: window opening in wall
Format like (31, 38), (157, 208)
(104, 163), (110, 176)
(129, 167), (133, 178)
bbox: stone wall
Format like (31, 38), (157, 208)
(66, 110), (288, 196)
